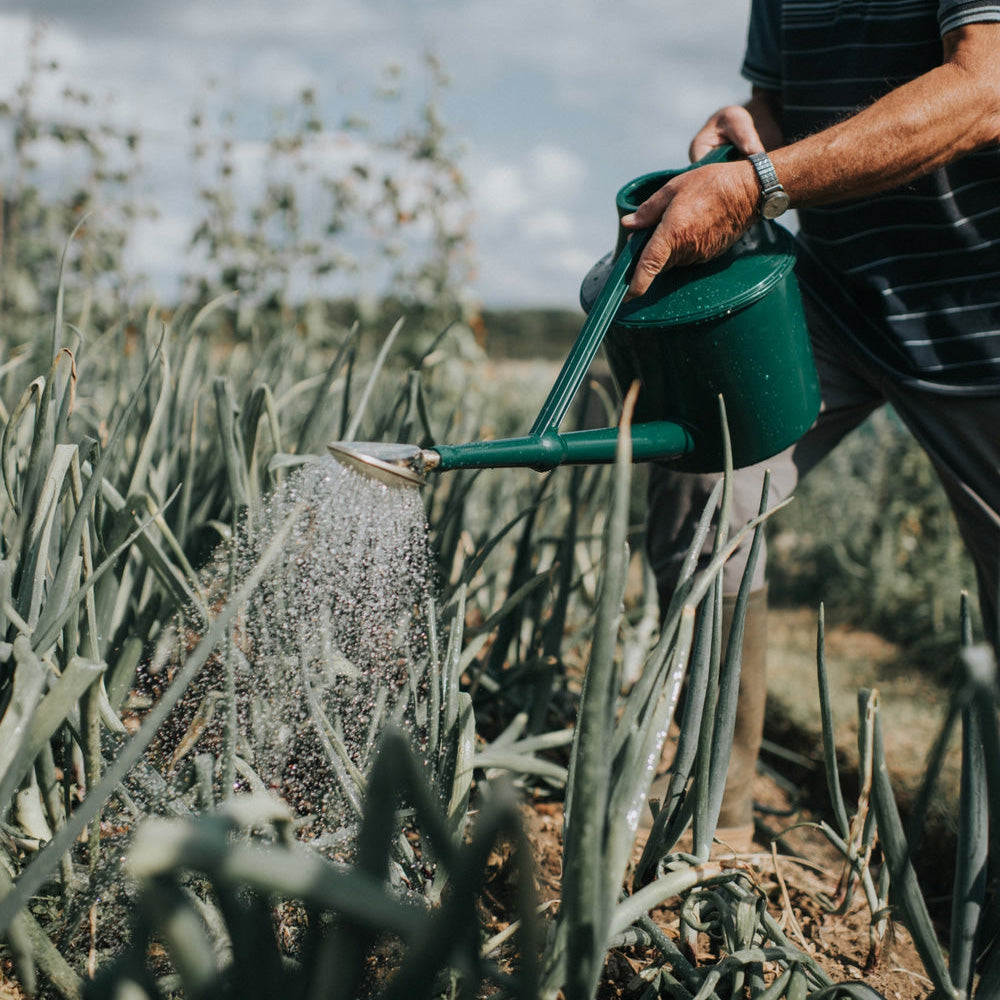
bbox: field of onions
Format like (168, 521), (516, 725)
(0, 293), (996, 1000)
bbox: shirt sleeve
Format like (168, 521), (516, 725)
(939, 0), (1000, 34)
(741, 0), (782, 91)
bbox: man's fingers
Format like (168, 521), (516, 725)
(628, 232), (672, 299)
(620, 155), (757, 297)
(689, 106), (767, 161)
(620, 190), (669, 230)
(719, 107), (766, 154)
(690, 129), (727, 162)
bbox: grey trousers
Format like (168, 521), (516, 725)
(646, 297), (1000, 650)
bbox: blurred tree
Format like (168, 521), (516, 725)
(0, 25), (151, 341)
(0, 32), (475, 354)
(184, 52), (476, 341)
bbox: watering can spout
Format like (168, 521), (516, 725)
(327, 421), (698, 489)
(325, 442), (440, 488)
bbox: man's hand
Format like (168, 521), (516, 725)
(619, 159), (760, 299)
(619, 99), (777, 300)
(689, 104), (768, 161)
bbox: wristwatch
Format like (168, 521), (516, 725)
(748, 151), (790, 219)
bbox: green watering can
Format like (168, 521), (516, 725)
(328, 147), (820, 488)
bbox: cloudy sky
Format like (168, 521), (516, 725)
(0, 0), (750, 308)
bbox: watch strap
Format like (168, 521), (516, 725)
(749, 152), (780, 193)
(748, 151), (790, 219)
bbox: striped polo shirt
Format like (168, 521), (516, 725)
(742, 0), (1000, 394)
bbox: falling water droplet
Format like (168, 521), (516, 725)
(136, 455), (437, 861)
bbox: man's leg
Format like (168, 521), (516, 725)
(880, 387), (1000, 654)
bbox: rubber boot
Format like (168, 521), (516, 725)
(715, 586), (768, 839)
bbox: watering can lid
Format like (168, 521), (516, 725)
(580, 219), (798, 329)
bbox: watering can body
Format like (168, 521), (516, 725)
(581, 182), (819, 472)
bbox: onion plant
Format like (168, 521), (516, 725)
(866, 603), (999, 999)
(0, 284), (558, 996)
(1, 262), (994, 1000)
(90, 737), (541, 1000)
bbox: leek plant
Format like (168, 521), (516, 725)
(88, 737), (541, 1000)
(763, 594), (999, 1000)
(866, 602), (999, 999)
(538, 393), (845, 1000)
(1, 265), (993, 1000)
(0, 284), (557, 996)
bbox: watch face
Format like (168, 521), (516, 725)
(762, 190), (791, 219)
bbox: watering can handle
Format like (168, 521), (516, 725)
(690, 143), (736, 167)
(528, 147), (735, 437)
(528, 229), (651, 437)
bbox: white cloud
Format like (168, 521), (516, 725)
(0, 17), (33, 91)
(465, 140), (600, 305)
(475, 164), (529, 219)
(128, 208), (191, 300)
(472, 143), (586, 227)
(553, 245), (603, 286)
(522, 209), (574, 242)
(528, 145), (586, 196)
(174, 0), (381, 41)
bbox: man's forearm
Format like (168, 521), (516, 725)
(768, 23), (1000, 208)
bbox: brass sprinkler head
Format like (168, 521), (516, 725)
(326, 442), (439, 489)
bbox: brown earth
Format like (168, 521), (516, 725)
(766, 607), (960, 815)
(495, 786), (934, 1000)
(478, 606), (960, 1000)
(766, 605), (962, 912)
